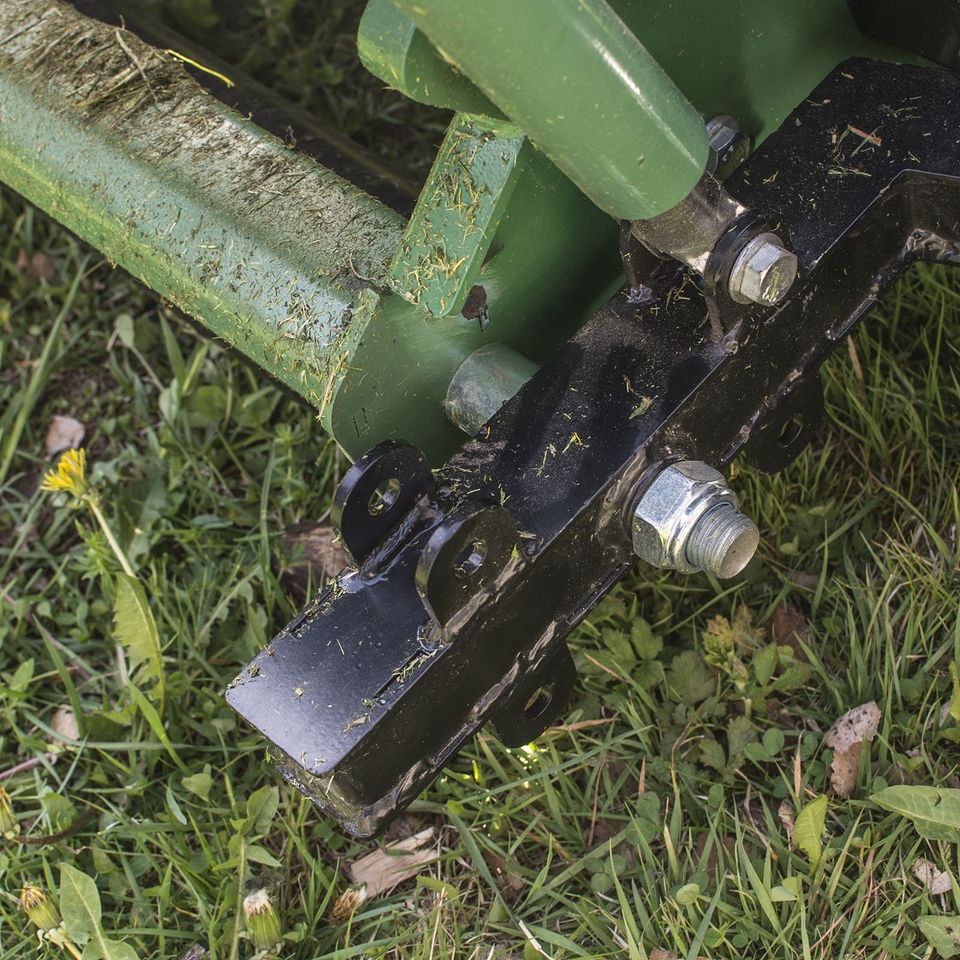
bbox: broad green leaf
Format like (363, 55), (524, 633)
(769, 884), (797, 902)
(727, 715), (757, 761)
(699, 738), (726, 771)
(630, 619), (662, 660)
(919, 916), (960, 958)
(166, 783), (187, 825)
(114, 313), (135, 349)
(794, 795), (828, 868)
(245, 843), (282, 867)
(245, 785), (279, 837)
(182, 767), (213, 801)
(675, 882), (701, 905)
(113, 574), (164, 709)
(753, 643), (779, 687)
(10, 658), (34, 691)
(871, 786), (960, 842)
(762, 727), (786, 757)
(82, 938), (139, 960)
(668, 651), (714, 705)
(60, 863), (136, 958)
(60, 862), (101, 945)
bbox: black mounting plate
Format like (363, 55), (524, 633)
(228, 59), (960, 837)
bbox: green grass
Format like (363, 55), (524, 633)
(2, 3), (960, 958)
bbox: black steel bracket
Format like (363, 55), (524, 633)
(228, 59), (960, 837)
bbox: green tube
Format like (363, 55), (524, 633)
(391, 0), (708, 220)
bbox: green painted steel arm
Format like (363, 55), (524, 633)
(391, 0), (708, 220)
(0, 0), (404, 411)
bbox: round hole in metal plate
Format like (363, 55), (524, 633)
(523, 685), (553, 719)
(453, 539), (488, 578)
(367, 477), (401, 517)
(777, 414), (804, 447)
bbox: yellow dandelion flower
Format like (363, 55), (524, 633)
(40, 448), (87, 497)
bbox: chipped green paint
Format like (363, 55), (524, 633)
(0, 0), (404, 411)
(389, 114), (526, 317)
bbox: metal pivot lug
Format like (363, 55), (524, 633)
(415, 504), (519, 628)
(630, 172), (746, 276)
(728, 232), (798, 305)
(331, 440), (435, 566)
(706, 114), (751, 180)
(488, 645), (578, 747)
(632, 461), (759, 578)
(444, 343), (539, 436)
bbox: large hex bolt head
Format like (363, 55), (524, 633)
(729, 232), (798, 306)
(632, 461), (759, 579)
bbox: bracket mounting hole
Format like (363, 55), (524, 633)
(777, 414), (804, 447)
(367, 477), (401, 516)
(453, 539), (488, 578)
(523, 685), (553, 719)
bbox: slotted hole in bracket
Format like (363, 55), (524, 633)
(367, 477), (401, 516)
(777, 414), (805, 447)
(453, 539), (488, 578)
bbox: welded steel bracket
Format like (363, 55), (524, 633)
(230, 58), (960, 837)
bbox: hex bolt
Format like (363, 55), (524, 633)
(632, 461), (759, 578)
(705, 114), (750, 180)
(728, 232), (798, 306)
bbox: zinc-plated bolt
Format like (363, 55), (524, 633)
(729, 232), (798, 306)
(706, 114), (750, 180)
(632, 461), (759, 579)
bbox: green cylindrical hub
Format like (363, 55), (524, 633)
(391, 0), (708, 219)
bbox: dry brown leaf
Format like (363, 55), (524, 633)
(778, 798), (796, 839)
(44, 416), (85, 459)
(649, 950), (678, 960)
(823, 701), (881, 797)
(348, 826), (438, 899)
(50, 705), (79, 741)
(483, 849), (524, 898)
(278, 521), (349, 601)
(16, 250), (56, 283)
(769, 602), (809, 660)
(913, 858), (953, 895)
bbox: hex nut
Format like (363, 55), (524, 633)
(706, 115), (750, 180)
(632, 461), (759, 577)
(729, 233), (798, 306)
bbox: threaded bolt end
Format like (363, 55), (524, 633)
(684, 503), (759, 579)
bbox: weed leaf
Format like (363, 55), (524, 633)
(918, 916), (960, 958)
(793, 795), (828, 867)
(60, 863), (137, 959)
(114, 574), (164, 708)
(245, 785), (280, 837)
(871, 786), (960, 842)
(81, 939), (139, 960)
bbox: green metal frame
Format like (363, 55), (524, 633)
(0, 0), (919, 465)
